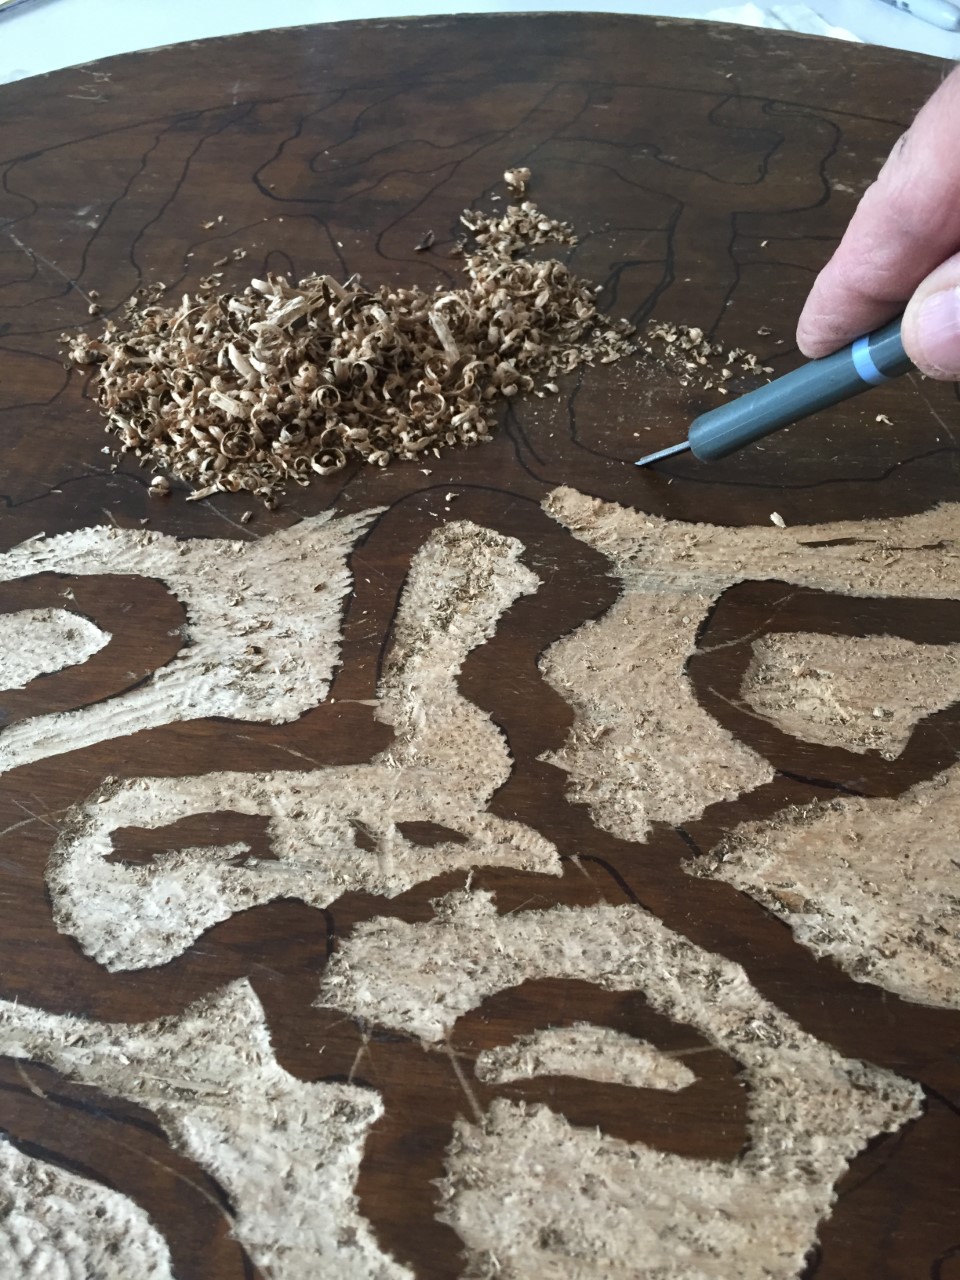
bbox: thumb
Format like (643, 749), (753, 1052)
(902, 249), (960, 380)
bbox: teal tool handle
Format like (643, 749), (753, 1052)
(689, 315), (911, 462)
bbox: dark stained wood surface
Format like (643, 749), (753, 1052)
(1, 13), (959, 1278)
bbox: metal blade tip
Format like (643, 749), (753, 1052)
(635, 440), (692, 468)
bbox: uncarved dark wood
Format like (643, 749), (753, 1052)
(0, 13), (958, 1278)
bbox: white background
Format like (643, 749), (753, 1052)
(1, 0), (958, 87)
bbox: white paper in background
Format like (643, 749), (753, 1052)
(1, 0), (959, 85)
(704, 1), (863, 37)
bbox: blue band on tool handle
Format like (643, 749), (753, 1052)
(683, 316), (911, 462)
(851, 334), (891, 385)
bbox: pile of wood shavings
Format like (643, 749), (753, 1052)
(66, 191), (635, 504)
(641, 322), (774, 393)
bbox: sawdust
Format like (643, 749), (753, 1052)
(474, 1023), (695, 1092)
(541, 487), (960, 842)
(0, 509), (377, 777)
(0, 1134), (174, 1279)
(0, 607), (110, 692)
(741, 631), (960, 758)
(690, 764), (960, 1009)
(48, 522), (559, 970)
(319, 889), (921, 1278)
(0, 981), (410, 1280)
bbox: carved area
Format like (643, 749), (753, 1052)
(0, 606), (109, 692)
(0, 14), (958, 1280)
(0, 1133), (175, 1280)
(45, 521), (558, 970)
(320, 890), (921, 1279)
(740, 631), (960, 759)
(0, 982), (408, 1280)
(541, 487), (960, 842)
(0, 510), (377, 775)
(690, 766), (960, 1010)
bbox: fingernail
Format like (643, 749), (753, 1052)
(916, 287), (960, 375)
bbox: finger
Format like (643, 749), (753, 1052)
(797, 67), (960, 358)
(901, 249), (960, 379)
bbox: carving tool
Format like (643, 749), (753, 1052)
(635, 314), (911, 467)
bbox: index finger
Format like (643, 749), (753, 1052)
(796, 67), (960, 358)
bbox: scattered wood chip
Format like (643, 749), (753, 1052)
(65, 175), (636, 503)
(185, 484), (219, 502)
(504, 167), (531, 195)
(414, 230), (435, 252)
(149, 475), (170, 497)
(876, 413), (892, 425)
(642, 322), (772, 395)
(71, 175), (763, 508)
(770, 511), (786, 528)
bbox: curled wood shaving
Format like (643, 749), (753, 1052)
(504, 167), (531, 195)
(641, 322), (774, 392)
(65, 188), (635, 503)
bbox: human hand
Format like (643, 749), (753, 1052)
(797, 67), (960, 380)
